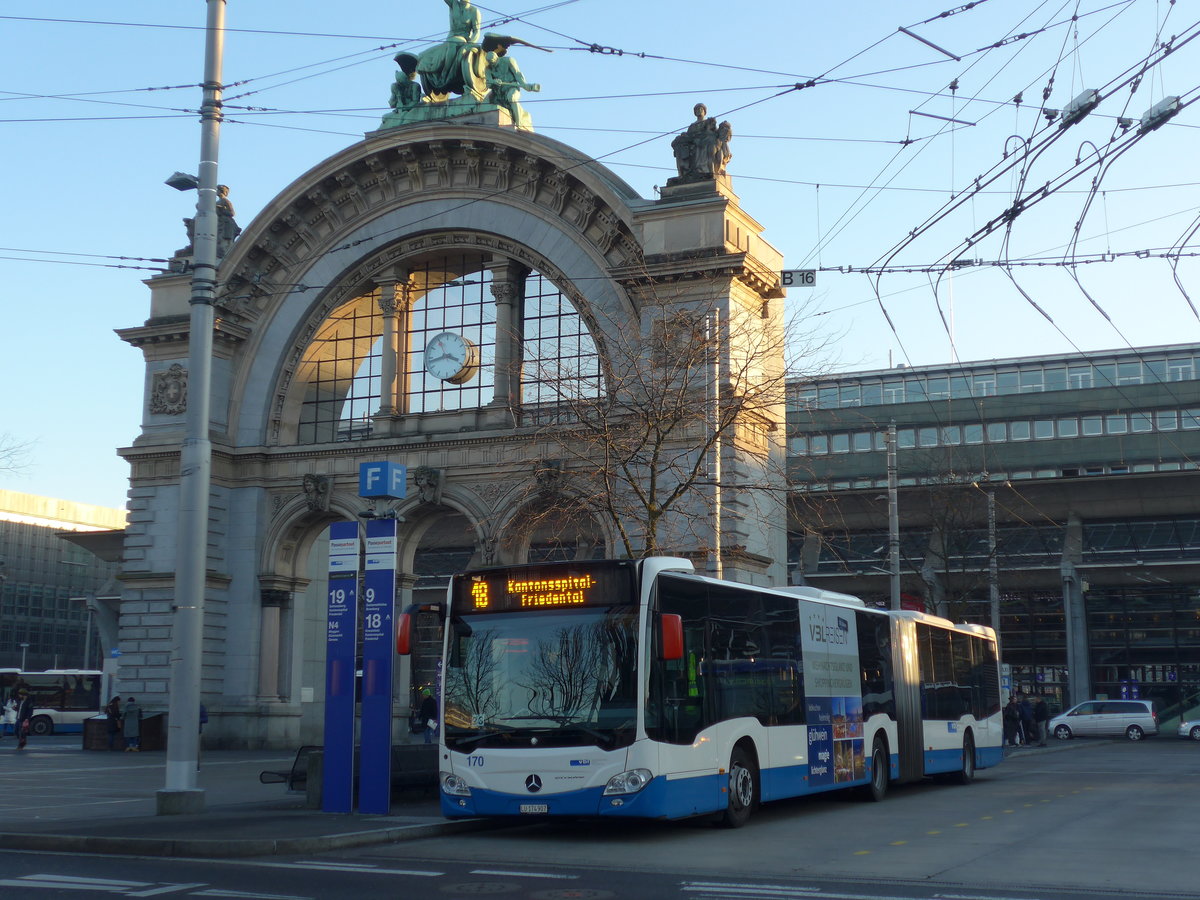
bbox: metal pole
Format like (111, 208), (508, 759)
(988, 490), (1001, 654)
(158, 0), (225, 815)
(886, 422), (900, 610)
(706, 311), (722, 578)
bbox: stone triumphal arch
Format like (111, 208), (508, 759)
(118, 117), (787, 748)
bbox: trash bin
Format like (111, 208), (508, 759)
(139, 713), (167, 751)
(83, 715), (124, 751)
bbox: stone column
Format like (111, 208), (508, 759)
(376, 280), (399, 416)
(258, 589), (289, 702)
(488, 260), (528, 408)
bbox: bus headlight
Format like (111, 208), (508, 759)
(603, 768), (653, 795)
(442, 773), (471, 797)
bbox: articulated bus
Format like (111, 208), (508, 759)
(0, 669), (104, 735)
(417, 557), (1002, 826)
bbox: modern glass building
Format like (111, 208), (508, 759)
(0, 491), (125, 670)
(786, 342), (1200, 725)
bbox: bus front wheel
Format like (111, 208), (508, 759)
(720, 746), (758, 828)
(29, 715), (53, 736)
(955, 733), (976, 785)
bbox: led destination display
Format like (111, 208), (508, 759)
(453, 561), (634, 614)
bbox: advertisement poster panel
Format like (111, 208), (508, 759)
(801, 601), (865, 789)
(358, 517), (397, 814)
(323, 521), (359, 813)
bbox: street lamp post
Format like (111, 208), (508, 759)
(157, 0), (226, 816)
(19, 643), (30, 670)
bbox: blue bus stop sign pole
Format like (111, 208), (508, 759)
(323, 521), (359, 813)
(358, 517), (397, 814)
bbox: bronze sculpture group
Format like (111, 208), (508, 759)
(387, 0), (547, 130)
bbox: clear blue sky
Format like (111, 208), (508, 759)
(2, 0), (1197, 510)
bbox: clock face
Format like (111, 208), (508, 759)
(424, 331), (479, 384)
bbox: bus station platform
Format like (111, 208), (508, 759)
(0, 736), (1067, 858)
(0, 738), (498, 858)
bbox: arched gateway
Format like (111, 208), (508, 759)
(118, 118), (788, 748)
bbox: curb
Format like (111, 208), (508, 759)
(0, 816), (502, 859)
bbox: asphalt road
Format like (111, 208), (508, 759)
(1, 737), (1197, 899)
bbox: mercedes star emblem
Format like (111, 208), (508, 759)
(525, 774), (543, 793)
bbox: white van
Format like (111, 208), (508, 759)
(1050, 699), (1158, 741)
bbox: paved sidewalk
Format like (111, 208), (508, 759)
(0, 737), (490, 858)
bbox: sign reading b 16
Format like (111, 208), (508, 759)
(781, 269), (816, 288)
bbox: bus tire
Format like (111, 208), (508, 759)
(29, 715), (53, 736)
(955, 733), (976, 785)
(861, 736), (889, 802)
(720, 745), (758, 828)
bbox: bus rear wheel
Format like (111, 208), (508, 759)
(861, 736), (889, 802)
(29, 715), (53, 736)
(720, 746), (758, 828)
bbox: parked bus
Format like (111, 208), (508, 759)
(0, 669), (103, 735)
(409, 557), (1001, 826)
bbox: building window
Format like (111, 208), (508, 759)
(997, 371), (1018, 393)
(1182, 409), (1200, 430)
(810, 435), (829, 454)
(987, 422), (1007, 442)
(898, 428), (916, 449)
(964, 424), (984, 444)
(1156, 410), (1178, 430)
(883, 381), (905, 403)
(1167, 358), (1193, 381)
(1019, 370), (1044, 393)
(1034, 420), (1054, 439)
(918, 427), (937, 447)
(853, 432), (873, 452)
(1057, 417), (1079, 437)
(1106, 414), (1128, 434)
(1069, 365), (1092, 389)
(1010, 421), (1031, 441)
(973, 374), (996, 396)
(1082, 416), (1103, 436)
(926, 377), (949, 400)
(1130, 412), (1153, 433)
(1117, 361), (1143, 385)
(789, 436), (808, 455)
(831, 433), (850, 453)
(1043, 366), (1067, 392)
(941, 425), (961, 445)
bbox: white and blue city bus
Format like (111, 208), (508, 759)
(0, 669), (104, 735)
(417, 557), (1001, 826)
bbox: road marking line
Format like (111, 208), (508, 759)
(470, 869), (577, 879)
(193, 891), (312, 900)
(127, 884), (206, 897)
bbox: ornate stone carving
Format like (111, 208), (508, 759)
(533, 458), (562, 495)
(412, 466), (444, 505)
(149, 363), (188, 415)
(302, 474), (332, 512)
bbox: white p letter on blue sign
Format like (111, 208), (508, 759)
(359, 461), (407, 499)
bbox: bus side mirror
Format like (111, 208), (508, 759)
(396, 613), (412, 655)
(660, 613), (683, 660)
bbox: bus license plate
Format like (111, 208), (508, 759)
(519, 803), (548, 814)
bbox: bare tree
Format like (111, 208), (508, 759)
(0, 434), (30, 475)
(516, 275), (832, 562)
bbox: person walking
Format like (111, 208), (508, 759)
(1034, 695), (1051, 746)
(1, 695), (16, 738)
(15, 689), (34, 750)
(1018, 693), (1036, 746)
(419, 688), (439, 745)
(1003, 696), (1021, 747)
(122, 696), (143, 751)
(104, 696), (123, 750)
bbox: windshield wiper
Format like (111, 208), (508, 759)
(448, 724), (516, 748)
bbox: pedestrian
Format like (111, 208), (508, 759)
(15, 689), (34, 750)
(1, 695), (16, 738)
(1019, 693), (1035, 746)
(1034, 695), (1050, 746)
(1003, 696), (1021, 747)
(104, 696), (123, 750)
(122, 696), (143, 751)
(419, 687), (439, 745)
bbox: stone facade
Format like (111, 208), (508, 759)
(117, 124), (787, 748)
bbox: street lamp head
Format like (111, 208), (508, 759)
(165, 171), (200, 191)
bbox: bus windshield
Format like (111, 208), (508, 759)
(443, 606), (639, 752)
